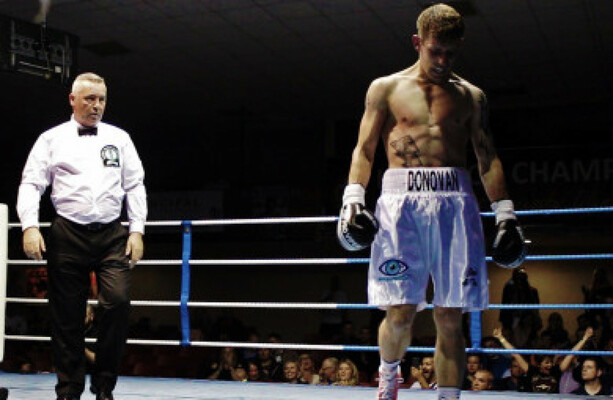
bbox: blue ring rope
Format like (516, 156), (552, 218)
(180, 221), (192, 346)
(480, 206), (613, 217)
(521, 254), (613, 261)
(345, 254), (613, 264)
(330, 206), (613, 221)
(341, 345), (613, 356)
(334, 303), (613, 310)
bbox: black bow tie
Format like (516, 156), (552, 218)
(78, 126), (98, 136)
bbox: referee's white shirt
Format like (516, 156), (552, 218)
(17, 116), (147, 234)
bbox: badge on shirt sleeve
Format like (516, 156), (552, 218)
(101, 145), (120, 167)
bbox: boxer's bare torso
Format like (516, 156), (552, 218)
(349, 55), (505, 202)
(378, 64), (479, 169)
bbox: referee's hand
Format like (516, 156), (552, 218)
(23, 227), (46, 260)
(126, 232), (144, 268)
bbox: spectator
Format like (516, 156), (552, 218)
(471, 369), (494, 391)
(246, 360), (265, 382)
(409, 356), (437, 389)
(207, 347), (239, 381)
(494, 327), (591, 393)
(18, 356), (34, 374)
(242, 330), (260, 363)
(575, 313), (591, 342)
(257, 347), (283, 382)
(499, 267), (542, 348)
(540, 312), (570, 349)
(582, 267), (613, 305)
(318, 357), (339, 385)
(535, 330), (555, 352)
(481, 335), (511, 380)
(334, 359), (360, 386)
(495, 359), (530, 392)
(601, 336), (613, 382)
(283, 360), (300, 384)
(267, 333), (285, 364)
(559, 327), (599, 393)
(462, 354), (482, 390)
(571, 357), (609, 396)
(25, 266), (48, 299)
(297, 353), (320, 384)
(231, 363), (248, 382)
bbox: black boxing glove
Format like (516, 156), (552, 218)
(337, 184), (379, 251)
(491, 199), (526, 268)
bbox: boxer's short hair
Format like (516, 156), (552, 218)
(417, 3), (464, 41)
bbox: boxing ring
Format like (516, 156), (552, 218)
(1, 203), (613, 399)
(0, 372), (602, 400)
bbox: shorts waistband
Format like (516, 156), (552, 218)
(382, 167), (473, 194)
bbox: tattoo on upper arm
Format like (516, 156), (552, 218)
(390, 135), (424, 167)
(477, 92), (496, 171)
(479, 92), (490, 135)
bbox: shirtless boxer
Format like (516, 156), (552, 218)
(336, 4), (525, 400)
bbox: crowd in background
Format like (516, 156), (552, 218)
(3, 267), (613, 394)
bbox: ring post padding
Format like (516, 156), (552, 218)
(469, 312), (482, 350)
(0, 204), (8, 362)
(180, 221), (192, 346)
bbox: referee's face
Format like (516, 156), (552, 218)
(70, 81), (107, 127)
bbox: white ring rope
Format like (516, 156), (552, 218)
(5, 335), (181, 347)
(6, 298), (613, 312)
(5, 298), (352, 309)
(5, 335), (611, 356)
(5, 206), (612, 230)
(7, 216), (337, 230)
(7, 258), (364, 266)
(3, 335), (348, 351)
(2, 298), (347, 309)
(3, 207), (613, 359)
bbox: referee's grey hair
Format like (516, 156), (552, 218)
(72, 72), (105, 93)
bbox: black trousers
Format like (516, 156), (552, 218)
(47, 216), (131, 397)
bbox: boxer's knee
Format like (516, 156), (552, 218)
(385, 304), (417, 334)
(433, 307), (463, 336)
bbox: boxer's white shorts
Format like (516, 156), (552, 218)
(368, 167), (489, 312)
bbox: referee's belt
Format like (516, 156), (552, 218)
(64, 217), (117, 232)
(83, 221), (113, 231)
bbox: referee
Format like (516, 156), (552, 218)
(17, 72), (147, 400)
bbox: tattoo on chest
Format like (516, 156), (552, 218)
(390, 135), (424, 167)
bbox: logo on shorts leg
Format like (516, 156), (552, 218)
(378, 259), (409, 281)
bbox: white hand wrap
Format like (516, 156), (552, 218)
(491, 199), (517, 225)
(342, 183), (365, 206)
